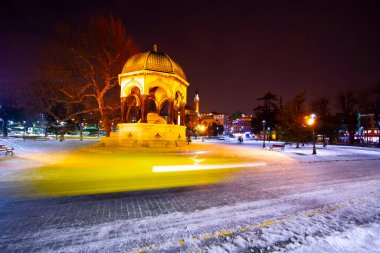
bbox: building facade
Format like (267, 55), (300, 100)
(232, 114), (253, 135)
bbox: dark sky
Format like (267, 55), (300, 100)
(1, 0), (380, 114)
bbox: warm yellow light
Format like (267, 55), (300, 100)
(197, 124), (205, 131)
(153, 162), (266, 173)
(307, 118), (315, 126)
(13, 141), (296, 197)
(306, 113), (316, 126)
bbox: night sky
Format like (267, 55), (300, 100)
(1, 0), (380, 114)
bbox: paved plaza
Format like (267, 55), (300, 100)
(0, 138), (380, 252)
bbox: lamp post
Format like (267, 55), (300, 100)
(80, 122), (84, 141)
(262, 120), (266, 148)
(307, 114), (317, 155)
(23, 120), (27, 139)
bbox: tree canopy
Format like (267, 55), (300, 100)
(276, 92), (309, 146)
(32, 15), (139, 136)
(252, 92), (279, 133)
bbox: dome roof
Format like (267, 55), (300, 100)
(122, 45), (187, 81)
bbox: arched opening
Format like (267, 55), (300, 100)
(130, 86), (141, 96)
(159, 100), (169, 122)
(125, 95), (141, 123)
(147, 98), (157, 113)
(149, 87), (167, 104)
(121, 86), (141, 123)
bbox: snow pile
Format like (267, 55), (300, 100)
(204, 196), (380, 253)
(292, 223), (380, 253)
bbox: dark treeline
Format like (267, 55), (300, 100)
(252, 83), (380, 146)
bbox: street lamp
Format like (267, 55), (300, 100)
(80, 122), (84, 141)
(262, 120), (266, 148)
(307, 114), (317, 155)
(23, 120), (26, 138)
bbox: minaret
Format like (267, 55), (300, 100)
(194, 89), (200, 114)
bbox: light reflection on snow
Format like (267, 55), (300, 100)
(11, 142), (287, 197)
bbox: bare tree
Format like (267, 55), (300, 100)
(33, 15), (139, 136)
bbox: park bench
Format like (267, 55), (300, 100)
(0, 145), (14, 155)
(270, 144), (285, 152)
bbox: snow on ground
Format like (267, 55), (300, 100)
(1, 137), (379, 171)
(0, 138), (97, 179)
(291, 223), (380, 253)
(4, 171), (378, 253)
(1, 137), (380, 252)
(204, 194), (380, 253)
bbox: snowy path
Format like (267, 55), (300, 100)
(0, 139), (380, 252)
(1, 159), (379, 252)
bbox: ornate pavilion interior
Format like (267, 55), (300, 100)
(107, 45), (190, 147)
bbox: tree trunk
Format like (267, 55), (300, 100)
(101, 112), (111, 137)
(79, 123), (83, 141)
(2, 118), (8, 137)
(349, 129), (355, 145)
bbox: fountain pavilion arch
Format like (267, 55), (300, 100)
(110, 45), (189, 147)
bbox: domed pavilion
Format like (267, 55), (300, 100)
(110, 45), (189, 147)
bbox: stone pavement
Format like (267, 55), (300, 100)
(1, 139), (380, 252)
(0, 180), (273, 252)
(1, 158), (380, 252)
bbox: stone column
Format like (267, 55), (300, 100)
(140, 95), (147, 123)
(121, 97), (127, 123)
(174, 107), (178, 125)
(180, 103), (186, 126)
(168, 99), (174, 124)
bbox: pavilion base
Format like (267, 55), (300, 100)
(102, 123), (187, 148)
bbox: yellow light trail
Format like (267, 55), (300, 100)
(11, 142), (294, 197)
(152, 162), (267, 173)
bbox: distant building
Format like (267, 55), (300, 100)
(185, 90), (230, 135)
(199, 112), (230, 135)
(185, 90), (201, 135)
(194, 89), (200, 114)
(232, 114), (253, 134)
(360, 113), (380, 144)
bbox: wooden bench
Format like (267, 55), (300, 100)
(0, 145), (14, 155)
(270, 144), (285, 151)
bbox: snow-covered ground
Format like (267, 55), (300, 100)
(0, 138), (380, 252)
